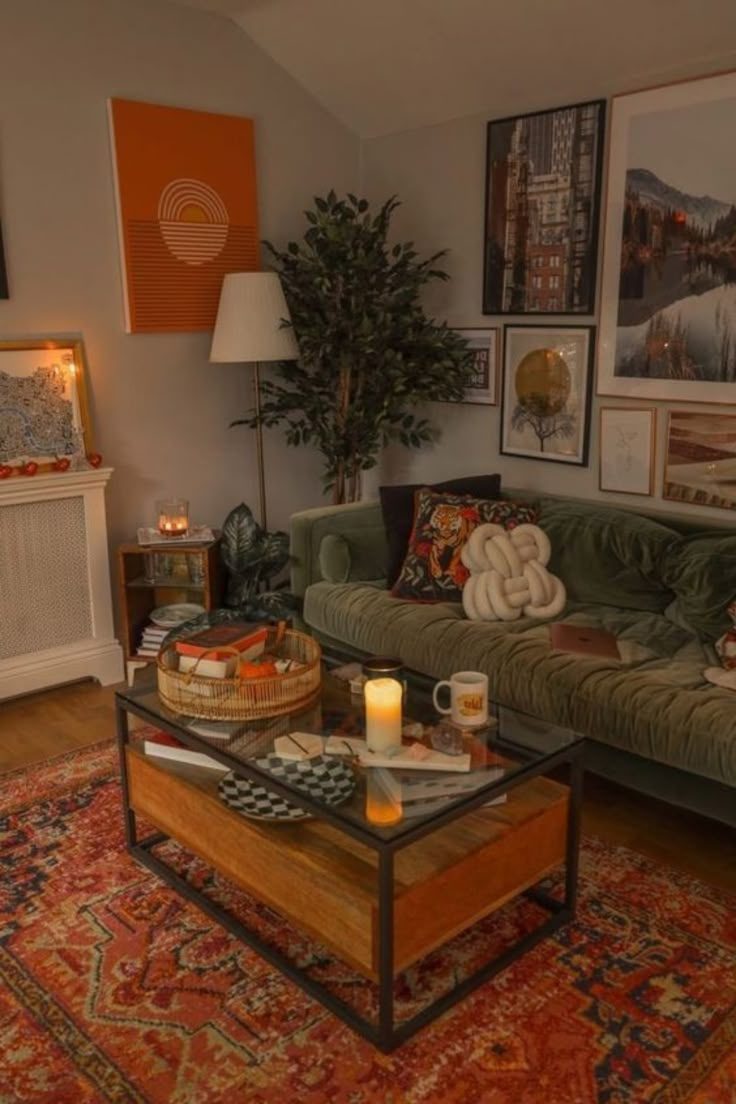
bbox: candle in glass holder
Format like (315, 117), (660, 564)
(157, 498), (189, 538)
(364, 677), (402, 753)
(365, 769), (403, 826)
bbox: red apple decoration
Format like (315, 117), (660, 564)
(52, 456), (71, 472)
(21, 461), (38, 476)
(0, 464), (12, 479)
(86, 452), (103, 468)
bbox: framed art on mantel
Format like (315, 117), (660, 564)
(452, 328), (499, 404)
(599, 407), (656, 496)
(500, 325), (594, 465)
(597, 70), (736, 403)
(108, 99), (260, 333)
(0, 338), (93, 471)
(483, 99), (605, 315)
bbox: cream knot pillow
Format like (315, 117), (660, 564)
(460, 523), (566, 622)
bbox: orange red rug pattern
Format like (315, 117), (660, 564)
(0, 741), (734, 1103)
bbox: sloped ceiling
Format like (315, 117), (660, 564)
(166, 0), (736, 137)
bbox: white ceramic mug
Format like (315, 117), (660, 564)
(432, 671), (489, 727)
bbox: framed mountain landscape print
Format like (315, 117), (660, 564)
(597, 71), (736, 403)
(483, 99), (605, 314)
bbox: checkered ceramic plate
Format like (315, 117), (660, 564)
(218, 753), (357, 822)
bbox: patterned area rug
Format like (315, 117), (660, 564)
(0, 741), (734, 1104)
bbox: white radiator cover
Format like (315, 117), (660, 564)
(0, 467), (124, 699)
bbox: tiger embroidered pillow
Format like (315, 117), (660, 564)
(391, 489), (539, 602)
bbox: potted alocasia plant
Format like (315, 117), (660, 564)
(233, 191), (474, 503)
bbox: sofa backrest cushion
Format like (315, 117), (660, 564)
(380, 473), (501, 587)
(662, 532), (736, 640)
(538, 497), (680, 612)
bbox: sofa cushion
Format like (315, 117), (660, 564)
(304, 581), (736, 788)
(379, 473), (501, 587)
(538, 497), (680, 613)
(391, 489), (538, 602)
(662, 531), (736, 641)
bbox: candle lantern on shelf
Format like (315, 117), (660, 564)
(156, 498), (189, 539)
(364, 676), (402, 753)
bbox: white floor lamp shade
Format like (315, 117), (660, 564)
(210, 272), (299, 530)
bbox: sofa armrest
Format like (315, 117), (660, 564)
(290, 500), (387, 598)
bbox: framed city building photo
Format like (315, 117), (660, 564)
(500, 325), (594, 465)
(483, 99), (605, 315)
(598, 70), (736, 403)
(453, 328), (499, 404)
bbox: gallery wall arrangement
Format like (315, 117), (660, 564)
(480, 69), (736, 512)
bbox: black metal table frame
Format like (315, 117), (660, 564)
(115, 691), (584, 1053)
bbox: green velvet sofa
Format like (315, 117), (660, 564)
(290, 493), (736, 827)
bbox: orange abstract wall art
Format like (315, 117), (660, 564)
(108, 99), (259, 332)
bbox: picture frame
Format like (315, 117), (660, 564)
(597, 70), (736, 403)
(500, 325), (594, 465)
(453, 328), (499, 404)
(0, 219), (8, 299)
(483, 99), (605, 315)
(108, 99), (259, 333)
(599, 406), (656, 496)
(663, 409), (736, 511)
(0, 338), (93, 472)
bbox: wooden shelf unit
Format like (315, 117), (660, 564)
(117, 539), (224, 680)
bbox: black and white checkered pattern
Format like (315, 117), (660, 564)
(218, 753), (356, 822)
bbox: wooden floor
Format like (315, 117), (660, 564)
(1, 679), (735, 893)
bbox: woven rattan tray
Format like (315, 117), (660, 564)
(157, 626), (321, 721)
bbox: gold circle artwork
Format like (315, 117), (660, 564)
(515, 348), (571, 416)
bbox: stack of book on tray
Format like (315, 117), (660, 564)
(174, 622), (269, 678)
(136, 624), (169, 659)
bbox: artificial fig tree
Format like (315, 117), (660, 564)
(233, 192), (475, 504)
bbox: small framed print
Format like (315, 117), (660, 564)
(500, 325), (594, 465)
(454, 328), (499, 404)
(599, 407), (656, 496)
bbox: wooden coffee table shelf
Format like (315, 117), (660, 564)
(126, 746), (569, 980)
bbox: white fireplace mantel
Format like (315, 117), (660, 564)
(0, 466), (124, 700)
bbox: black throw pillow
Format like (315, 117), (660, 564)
(379, 473), (502, 587)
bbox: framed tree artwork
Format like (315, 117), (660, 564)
(599, 406), (656, 496)
(483, 99), (605, 315)
(501, 325), (594, 465)
(598, 70), (736, 402)
(452, 328), (499, 404)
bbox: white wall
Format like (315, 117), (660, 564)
(0, 0), (359, 545)
(361, 59), (736, 523)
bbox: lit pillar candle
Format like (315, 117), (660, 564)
(364, 677), (402, 753)
(365, 769), (403, 826)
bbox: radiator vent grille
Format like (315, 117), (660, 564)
(0, 497), (93, 660)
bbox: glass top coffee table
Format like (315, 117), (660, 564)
(115, 663), (584, 1052)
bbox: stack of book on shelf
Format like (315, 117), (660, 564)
(136, 624), (169, 658)
(142, 731), (228, 772)
(383, 767), (507, 819)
